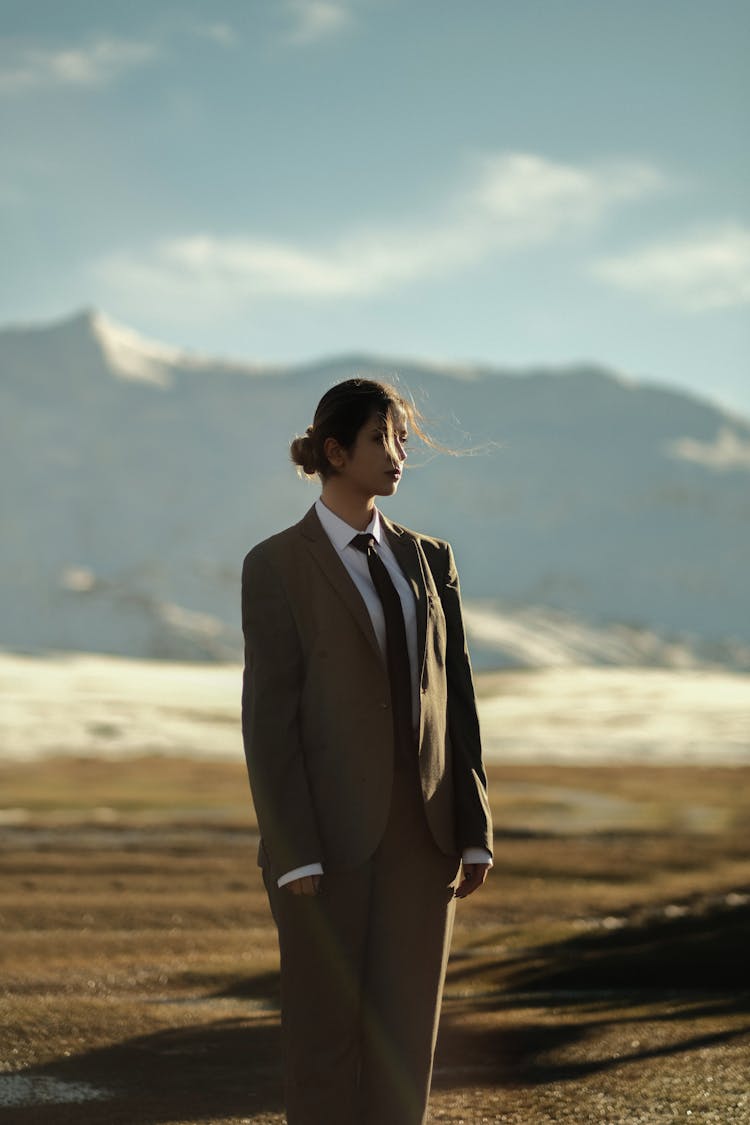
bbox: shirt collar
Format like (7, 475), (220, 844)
(315, 497), (382, 552)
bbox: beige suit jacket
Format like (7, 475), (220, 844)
(241, 504), (492, 878)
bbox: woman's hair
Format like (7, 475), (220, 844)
(290, 378), (432, 479)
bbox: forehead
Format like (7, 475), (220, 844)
(369, 404), (408, 431)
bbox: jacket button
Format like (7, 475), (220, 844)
(379, 702), (389, 709)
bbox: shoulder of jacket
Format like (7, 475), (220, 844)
(386, 522), (452, 576)
(388, 520), (451, 557)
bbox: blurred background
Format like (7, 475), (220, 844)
(1, 0), (748, 765)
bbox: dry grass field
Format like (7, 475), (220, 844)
(1, 758), (749, 1124)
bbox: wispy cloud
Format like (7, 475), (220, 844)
(190, 23), (239, 48)
(593, 225), (750, 311)
(92, 152), (666, 309)
(96, 226), (473, 303)
(474, 153), (664, 241)
(283, 0), (353, 46)
(0, 37), (158, 93)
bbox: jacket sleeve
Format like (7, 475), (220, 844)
(439, 542), (494, 855)
(241, 546), (323, 875)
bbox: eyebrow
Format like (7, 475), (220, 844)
(371, 425), (408, 437)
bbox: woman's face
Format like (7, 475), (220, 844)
(335, 409), (408, 498)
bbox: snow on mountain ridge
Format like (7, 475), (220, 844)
(5, 308), (745, 422)
(89, 310), (184, 386)
(463, 602), (750, 670)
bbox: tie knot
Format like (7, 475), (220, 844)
(350, 533), (377, 555)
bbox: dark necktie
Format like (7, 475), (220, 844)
(350, 533), (414, 760)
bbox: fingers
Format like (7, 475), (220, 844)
(288, 874), (321, 896)
(454, 862), (490, 900)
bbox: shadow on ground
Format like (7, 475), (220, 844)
(451, 889), (750, 993)
(0, 1015), (283, 1124)
(3, 895), (748, 1123)
(436, 889), (750, 1088)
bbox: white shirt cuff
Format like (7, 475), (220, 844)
(277, 862), (324, 888)
(462, 847), (493, 867)
(277, 850), (490, 888)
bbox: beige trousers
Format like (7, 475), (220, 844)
(263, 757), (460, 1125)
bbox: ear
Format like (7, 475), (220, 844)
(323, 435), (346, 471)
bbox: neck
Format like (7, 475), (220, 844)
(319, 480), (375, 531)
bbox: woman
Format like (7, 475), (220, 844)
(241, 378), (492, 1125)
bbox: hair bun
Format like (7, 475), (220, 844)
(290, 432), (317, 477)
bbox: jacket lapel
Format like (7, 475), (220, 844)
(298, 505), (381, 658)
(381, 514), (429, 683)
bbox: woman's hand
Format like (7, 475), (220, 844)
(287, 874), (322, 896)
(455, 862), (490, 899)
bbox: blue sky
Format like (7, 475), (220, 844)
(2, 0), (748, 413)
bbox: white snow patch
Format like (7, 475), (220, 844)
(1, 651), (748, 764)
(157, 601), (225, 639)
(0, 651), (242, 760)
(666, 425), (750, 470)
(0, 1074), (111, 1106)
(60, 566), (97, 592)
(477, 665), (750, 764)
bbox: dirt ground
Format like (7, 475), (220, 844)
(1, 759), (749, 1124)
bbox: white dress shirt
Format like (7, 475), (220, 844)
(277, 499), (492, 887)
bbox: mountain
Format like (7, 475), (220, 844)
(2, 309), (749, 666)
